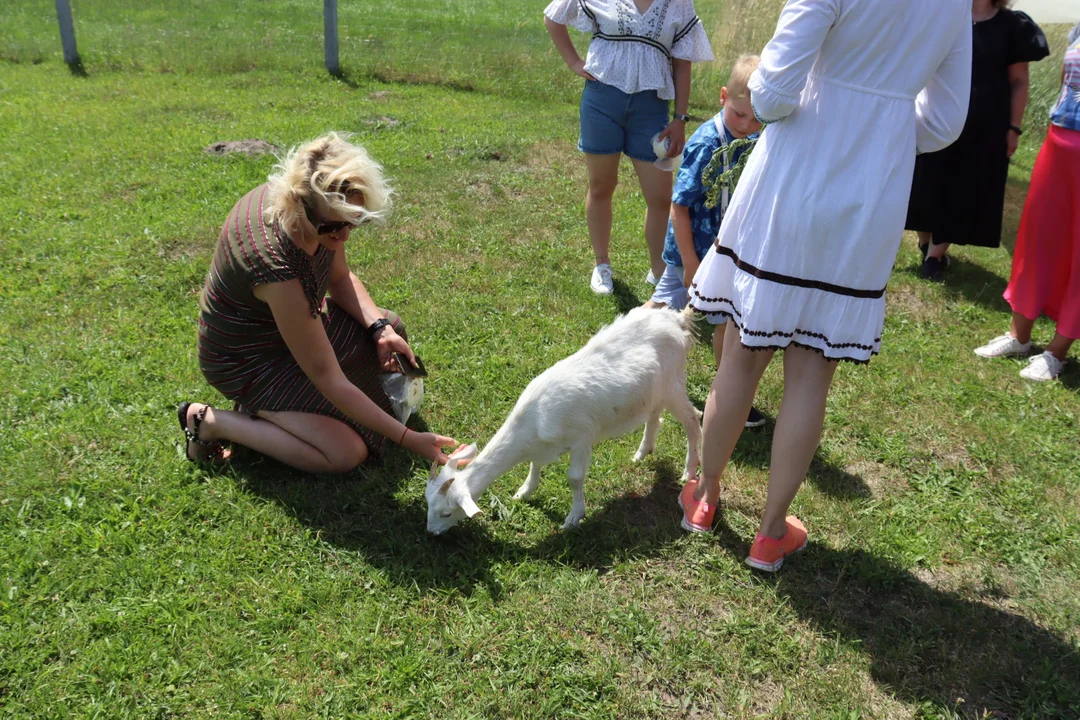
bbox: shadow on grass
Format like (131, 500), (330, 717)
(898, 174), (1030, 313)
(328, 68), (361, 90)
(611, 277), (643, 315)
(1058, 360), (1080, 391)
(230, 437), (1079, 715)
(707, 518), (1080, 718)
(940, 256), (1011, 314)
(230, 445), (692, 598)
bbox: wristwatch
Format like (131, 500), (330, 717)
(1009, 124), (1023, 136)
(367, 317), (392, 337)
(672, 112), (690, 123)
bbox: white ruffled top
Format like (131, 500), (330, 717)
(544, 0), (714, 100)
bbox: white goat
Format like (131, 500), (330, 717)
(425, 306), (703, 535)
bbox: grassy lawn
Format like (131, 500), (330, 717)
(2, 2), (1079, 718)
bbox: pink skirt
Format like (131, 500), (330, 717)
(1004, 124), (1080, 339)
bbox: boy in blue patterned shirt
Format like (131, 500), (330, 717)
(645, 54), (765, 426)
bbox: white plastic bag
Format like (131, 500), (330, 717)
(381, 373), (425, 424)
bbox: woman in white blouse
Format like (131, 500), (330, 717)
(680, 0), (973, 571)
(544, 0), (714, 294)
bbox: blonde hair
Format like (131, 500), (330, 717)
(264, 132), (392, 238)
(726, 54), (761, 99)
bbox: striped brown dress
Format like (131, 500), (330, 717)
(197, 184), (402, 455)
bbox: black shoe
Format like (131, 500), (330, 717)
(745, 407), (767, 428)
(919, 242), (929, 259)
(920, 256), (944, 281)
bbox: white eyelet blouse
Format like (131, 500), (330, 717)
(544, 0), (714, 100)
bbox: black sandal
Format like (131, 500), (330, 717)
(177, 402), (229, 463)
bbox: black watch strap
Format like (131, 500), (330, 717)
(1009, 124), (1023, 136)
(367, 317), (391, 337)
(673, 112), (690, 122)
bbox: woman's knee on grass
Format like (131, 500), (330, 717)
(325, 432), (369, 472)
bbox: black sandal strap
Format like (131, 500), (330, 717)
(180, 404), (219, 447)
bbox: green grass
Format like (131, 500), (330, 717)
(2, 3), (1080, 718)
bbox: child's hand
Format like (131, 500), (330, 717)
(658, 121), (686, 158)
(571, 59), (596, 81)
(682, 258), (700, 289)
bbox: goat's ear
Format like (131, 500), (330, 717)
(459, 494), (482, 518)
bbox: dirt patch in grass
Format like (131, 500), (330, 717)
(520, 140), (586, 182)
(886, 282), (942, 322)
(203, 139), (280, 157)
(844, 460), (908, 499)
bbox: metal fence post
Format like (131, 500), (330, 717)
(324, 0), (340, 76)
(55, 0), (81, 67)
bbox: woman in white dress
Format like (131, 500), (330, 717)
(679, 0), (973, 571)
(544, 0), (714, 294)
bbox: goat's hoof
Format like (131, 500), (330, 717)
(632, 450), (651, 463)
(561, 514), (584, 529)
(511, 489), (534, 501)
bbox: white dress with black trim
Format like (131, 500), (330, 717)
(688, 0), (973, 363)
(543, 0), (713, 100)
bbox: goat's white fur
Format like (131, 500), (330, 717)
(425, 307), (703, 535)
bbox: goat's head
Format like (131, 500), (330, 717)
(424, 443), (481, 535)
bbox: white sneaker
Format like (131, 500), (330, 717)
(1019, 351), (1065, 382)
(646, 269), (660, 286)
(974, 333), (1031, 359)
(591, 263), (614, 295)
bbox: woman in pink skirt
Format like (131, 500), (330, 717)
(974, 34), (1080, 381)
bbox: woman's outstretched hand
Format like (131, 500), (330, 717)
(404, 432), (467, 465)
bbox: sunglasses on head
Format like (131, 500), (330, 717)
(303, 202), (361, 236)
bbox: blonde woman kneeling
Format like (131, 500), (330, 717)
(179, 132), (459, 471)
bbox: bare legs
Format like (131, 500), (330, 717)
(696, 327), (773, 506)
(184, 403), (368, 473)
(583, 153), (671, 278)
(1010, 312), (1076, 361)
(631, 158), (673, 279)
(696, 330), (839, 540)
(711, 320), (727, 368)
(1010, 311), (1036, 344)
(585, 153), (620, 266)
(758, 346), (837, 538)
(918, 231), (951, 261)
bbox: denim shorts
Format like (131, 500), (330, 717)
(650, 265), (727, 325)
(579, 79), (670, 161)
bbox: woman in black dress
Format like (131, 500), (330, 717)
(906, 0), (1048, 281)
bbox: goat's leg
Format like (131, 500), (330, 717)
(562, 444), (593, 529)
(669, 394), (704, 481)
(633, 410), (663, 462)
(512, 463), (542, 501)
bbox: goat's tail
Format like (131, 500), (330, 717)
(678, 304), (702, 334)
